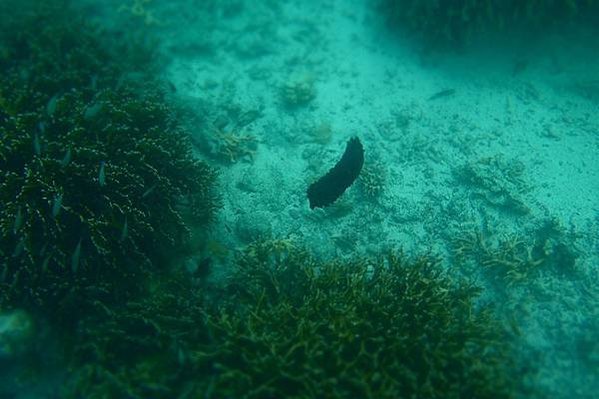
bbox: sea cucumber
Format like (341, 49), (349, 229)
(307, 137), (364, 209)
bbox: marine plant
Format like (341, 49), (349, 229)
(0, 1), (219, 323)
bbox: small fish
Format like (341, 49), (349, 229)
(512, 59), (528, 77)
(98, 161), (106, 186)
(33, 134), (41, 156)
(119, 217), (128, 242)
(37, 121), (46, 134)
(41, 255), (51, 273)
(13, 207), (23, 234)
(51, 193), (63, 218)
(39, 242), (48, 257)
(167, 81), (177, 93)
(428, 88), (456, 101)
(12, 239), (25, 258)
(84, 102), (102, 120)
(61, 148), (72, 167)
(142, 184), (157, 198)
(90, 74), (98, 91)
(46, 94), (59, 116)
(235, 109), (262, 129)
(71, 239), (82, 273)
(116, 74), (125, 90)
(193, 256), (212, 280)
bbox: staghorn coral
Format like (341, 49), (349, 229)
(0, 2), (219, 323)
(62, 271), (208, 398)
(193, 243), (516, 398)
(58, 240), (518, 398)
(452, 229), (545, 288)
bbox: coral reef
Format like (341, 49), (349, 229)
(358, 161), (386, 198)
(451, 219), (579, 290)
(194, 243), (516, 398)
(380, 0), (599, 46)
(453, 155), (530, 215)
(309, 120), (334, 145)
(212, 129), (258, 163)
(188, 104), (261, 164)
(62, 240), (517, 398)
(0, 1), (218, 323)
(62, 271), (207, 398)
(280, 74), (317, 108)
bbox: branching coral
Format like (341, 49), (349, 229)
(63, 271), (208, 398)
(194, 244), (516, 398)
(60, 240), (518, 398)
(451, 219), (579, 289)
(0, 2), (219, 323)
(452, 230), (545, 288)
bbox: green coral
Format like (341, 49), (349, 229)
(0, 1), (219, 323)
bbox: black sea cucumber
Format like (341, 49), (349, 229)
(307, 137), (364, 209)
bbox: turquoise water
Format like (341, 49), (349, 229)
(1, 0), (598, 397)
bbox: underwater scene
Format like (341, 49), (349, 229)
(0, 0), (598, 397)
